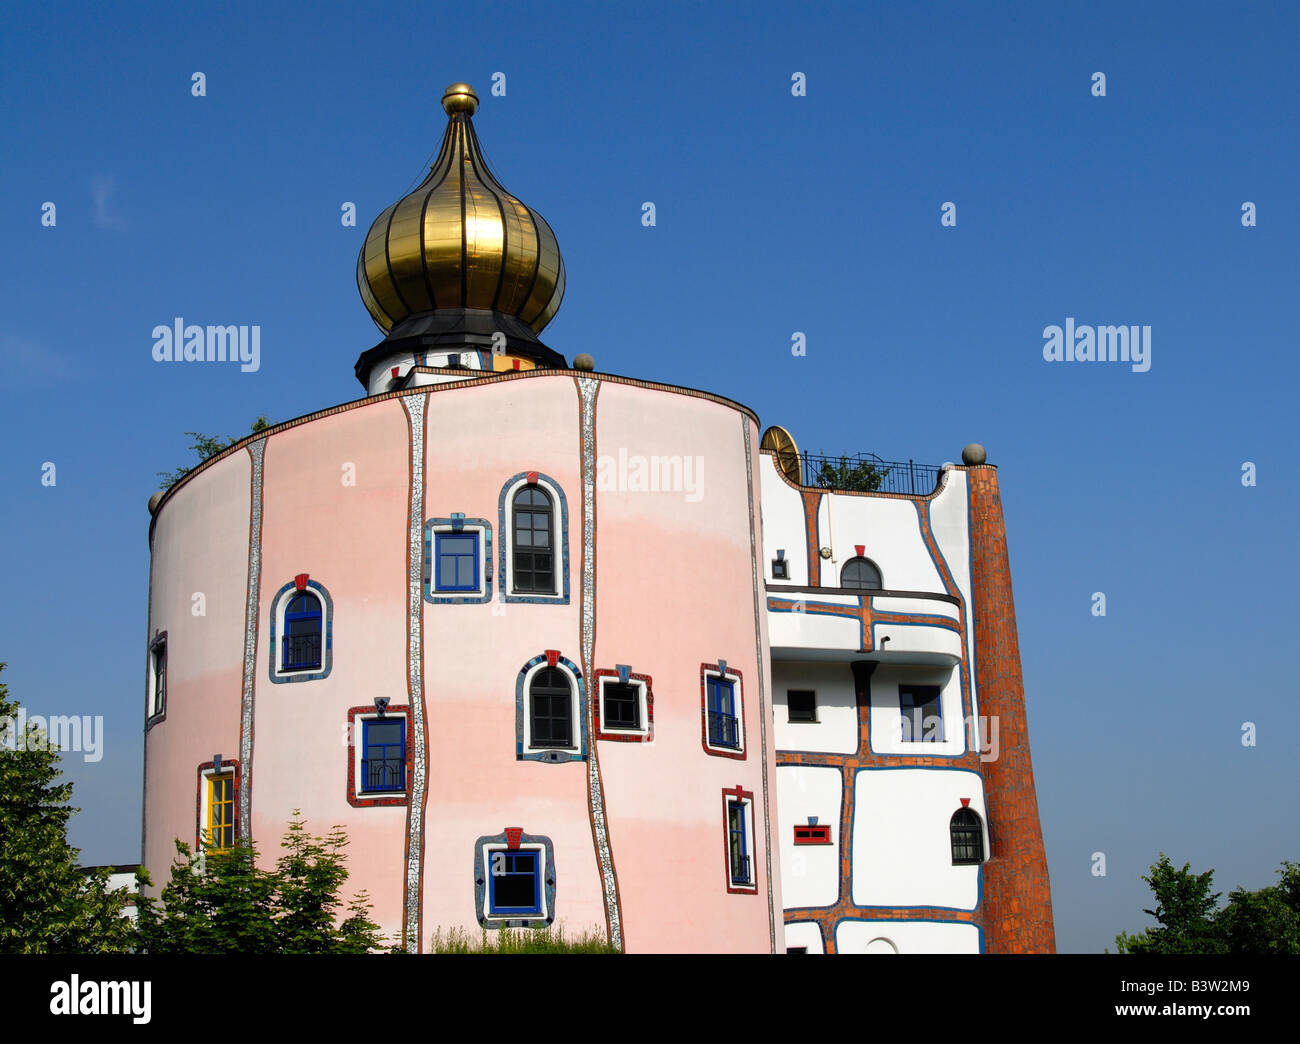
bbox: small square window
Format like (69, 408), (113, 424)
(787, 690), (816, 723)
(787, 946), (808, 954)
(793, 824), (832, 845)
(603, 682), (640, 730)
(435, 532), (479, 592)
(771, 558), (789, 580)
(899, 685), (943, 742)
(489, 850), (541, 915)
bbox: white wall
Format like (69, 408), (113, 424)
(850, 768), (986, 910)
(927, 468), (977, 719)
(868, 663), (965, 756)
(772, 661), (857, 754)
(819, 493), (944, 593)
(837, 918), (980, 954)
(776, 764), (842, 909)
(758, 454), (810, 587)
(783, 920), (825, 953)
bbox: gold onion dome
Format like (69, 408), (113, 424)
(356, 82), (566, 341)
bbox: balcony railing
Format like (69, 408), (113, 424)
(282, 633), (321, 671)
(362, 758), (406, 793)
(730, 854), (751, 885)
(708, 710), (740, 749)
(799, 452), (942, 497)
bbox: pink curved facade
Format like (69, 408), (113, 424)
(143, 371), (783, 953)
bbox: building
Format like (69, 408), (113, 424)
(141, 83), (1054, 953)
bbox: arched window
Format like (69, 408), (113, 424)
(950, 807), (984, 865)
(512, 486), (554, 594)
(840, 556), (882, 590)
(529, 667), (573, 750)
(282, 591), (323, 671)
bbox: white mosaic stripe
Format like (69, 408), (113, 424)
(238, 439), (266, 838)
(577, 376), (622, 951)
(402, 394), (428, 952)
(743, 417), (777, 952)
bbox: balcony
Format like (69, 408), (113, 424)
(707, 710), (740, 749)
(282, 633), (321, 672)
(799, 452), (942, 497)
(362, 757), (406, 793)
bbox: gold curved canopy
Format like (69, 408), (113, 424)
(356, 83), (565, 334)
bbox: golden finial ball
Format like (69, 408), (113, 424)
(442, 83), (479, 116)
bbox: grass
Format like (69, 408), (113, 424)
(427, 924), (617, 953)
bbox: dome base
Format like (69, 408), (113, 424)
(354, 308), (567, 389)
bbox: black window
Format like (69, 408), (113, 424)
(512, 486), (554, 594)
(840, 556), (882, 590)
(490, 850), (540, 914)
(603, 682), (640, 730)
(771, 558), (789, 580)
(787, 946), (808, 954)
(950, 808), (984, 865)
(283, 592), (323, 671)
(787, 690), (816, 723)
(899, 685), (943, 742)
(529, 667), (572, 748)
(151, 641), (166, 717)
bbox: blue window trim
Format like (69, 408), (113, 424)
(707, 676), (740, 750)
(497, 473), (570, 605)
(360, 718), (406, 794)
(515, 653), (587, 763)
(423, 517), (493, 604)
(434, 531), (480, 591)
(899, 684), (944, 742)
(473, 830), (556, 929)
(268, 579), (333, 684)
(488, 850), (541, 915)
(282, 591), (323, 671)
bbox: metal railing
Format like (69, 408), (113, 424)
(731, 854), (752, 885)
(707, 710), (740, 749)
(282, 634), (321, 671)
(362, 758), (405, 793)
(799, 451), (942, 497)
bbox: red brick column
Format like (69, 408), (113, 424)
(967, 465), (1056, 953)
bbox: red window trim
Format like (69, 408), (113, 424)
(793, 824), (832, 845)
(347, 705), (413, 807)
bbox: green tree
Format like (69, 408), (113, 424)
(814, 455), (890, 492)
(1115, 853), (1226, 954)
(0, 662), (143, 953)
(157, 416), (271, 490)
(1216, 861), (1300, 954)
(135, 812), (385, 954)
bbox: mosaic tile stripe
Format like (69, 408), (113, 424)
(401, 393), (429, 952)
(743, 416), (777, 952)
(576, 375), (623, 952)
(237, 439), (265, 839)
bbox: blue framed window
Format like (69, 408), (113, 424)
(529, 667), (573, 749)
(899, 685), (943, 742)
(728, 801), (751, 885)
(435, 532), (479, 592)
(282, 592), (323, 671)
(707, 677), (739, 749)
(361, 718), (406, 793)
(489, 850), (541, 915)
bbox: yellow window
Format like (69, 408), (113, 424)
(206, 773), (235, 850)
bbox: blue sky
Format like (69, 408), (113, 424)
(1, 1), (1296, 953)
